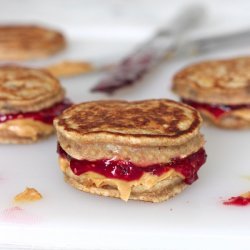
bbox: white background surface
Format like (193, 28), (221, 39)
(0, 0), (250, 249)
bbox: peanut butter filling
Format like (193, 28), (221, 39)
(0, 119), (53, 140)
(60, 157), (183, 201)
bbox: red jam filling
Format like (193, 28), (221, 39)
(0, 99), (72, 125)
(223, 196), (250, 206)
(57, 145), (207, 184)
(182, 99), (250, 118)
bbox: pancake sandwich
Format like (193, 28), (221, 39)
(0, 65), (71, 143)
(173, 57), (250, 129)
(0, 25), (66, 60)
(54, 99), (207, 202)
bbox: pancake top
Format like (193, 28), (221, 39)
(173, 57), (250, 105)
(54, 99), (202, 147)
(0, 25), (66, 60)
(0, 65), (64, 114)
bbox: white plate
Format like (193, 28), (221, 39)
(0, 37), (250, 250)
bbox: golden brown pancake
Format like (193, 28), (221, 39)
(0, 65), (68, 143)
(54, 100), (206, 202)
(173, 57), (250, 129)
(54, 100), (202, 147)
(0, 25), (66, 60)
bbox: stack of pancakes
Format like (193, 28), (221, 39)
(0, 65), (69, 143)
(173, 57), (250, 129)
(54, 100), (206, 202)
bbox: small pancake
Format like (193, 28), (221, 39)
(0, 25), (66, 60)
(0, 65), (65, 114)
(173, 57), (250, 105)
(54, 99), (202, 148)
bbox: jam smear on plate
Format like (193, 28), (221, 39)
(223, 193), (250, 206)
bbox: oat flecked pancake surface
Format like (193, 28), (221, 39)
(0, 65), (65, 114)
(0, 25), (66, 60)
(173, 57), (250, 105)
(54, 99), (202, 148)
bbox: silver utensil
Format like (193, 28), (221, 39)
(180, 29), (250, 55)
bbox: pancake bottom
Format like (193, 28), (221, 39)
(64, 172), (186, 203)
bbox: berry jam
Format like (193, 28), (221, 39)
(0, 99), (72, 125)
(223, 196), (250, 206)
(57, 145), (207, 184)
(182, 99), (250, 118)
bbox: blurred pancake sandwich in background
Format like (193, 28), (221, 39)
(173, 57), (250, 129)
(0, 65), (71, 143)
(0, 25), (66, 60)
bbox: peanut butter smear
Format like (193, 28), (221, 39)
(14, 187), (43, 202)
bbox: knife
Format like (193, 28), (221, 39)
(91, 5), (206, 94)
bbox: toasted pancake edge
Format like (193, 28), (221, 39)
(54, 99), (203, 147)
